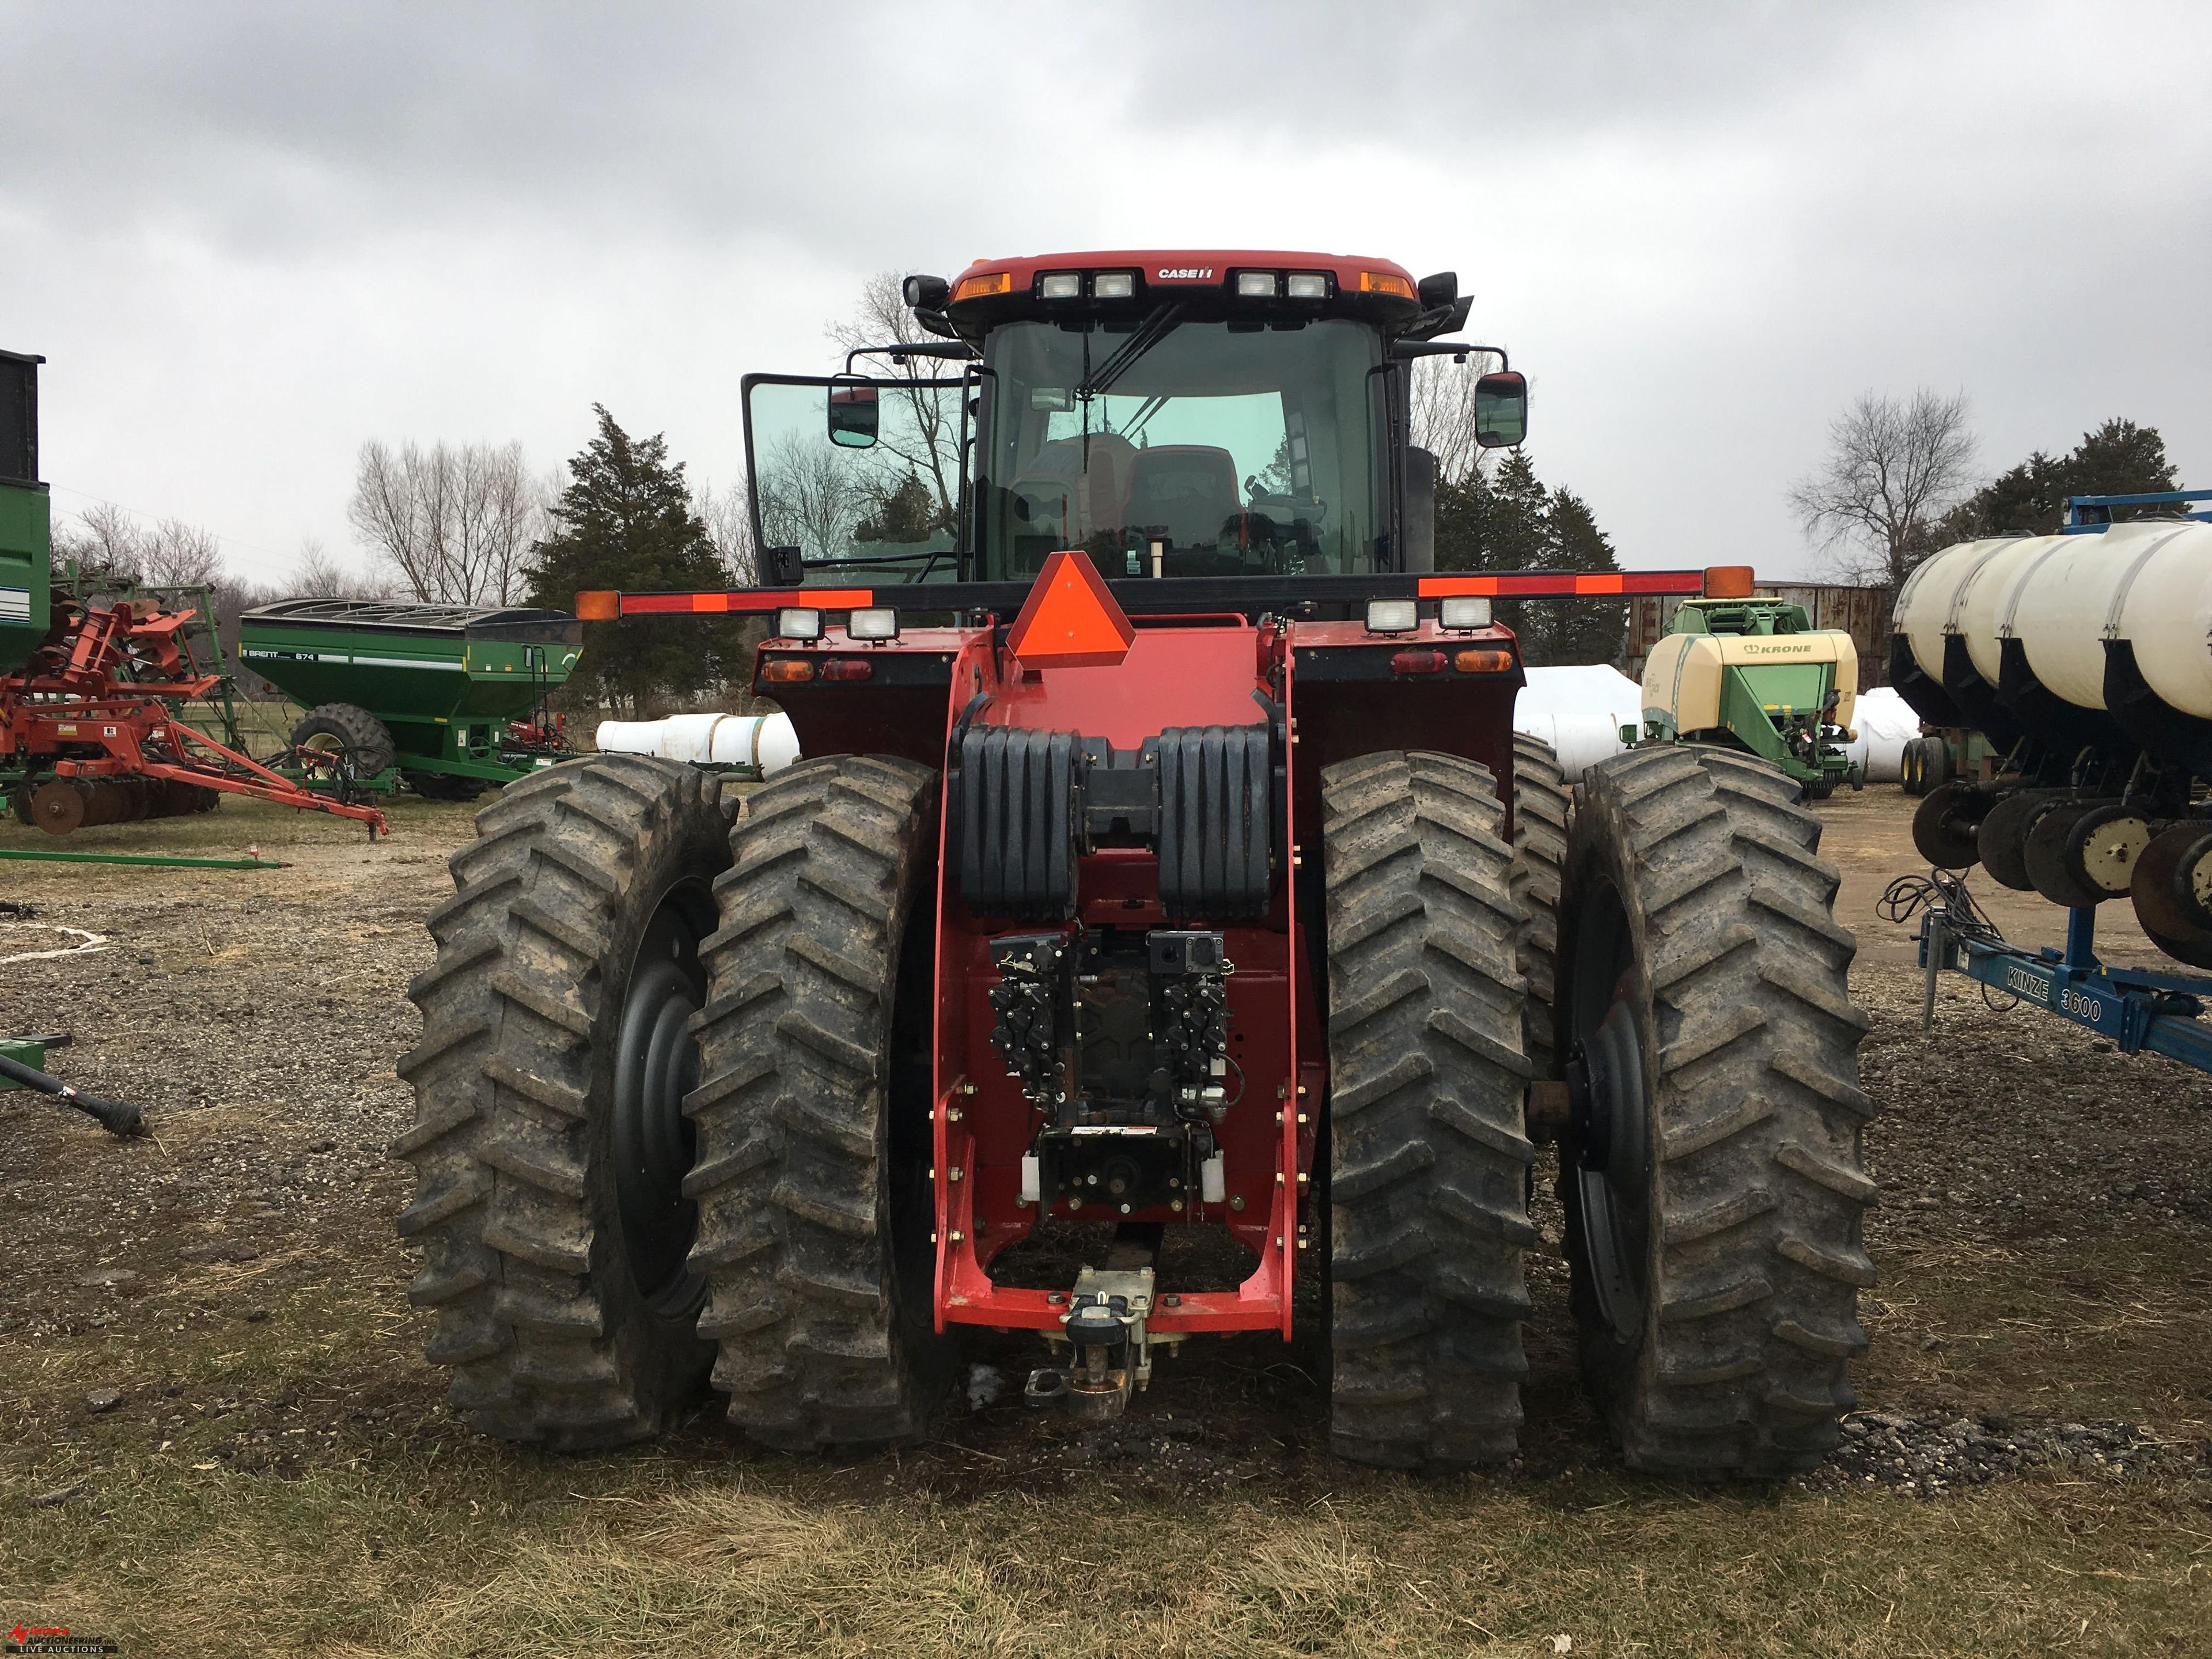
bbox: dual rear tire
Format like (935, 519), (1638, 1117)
(396, 753), (948, 1450)
(396, 743), (1870, 1478)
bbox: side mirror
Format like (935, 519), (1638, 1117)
(1474, 370), (1528, 449)
(827, 383), (879, 448)
(763, 544), (805, 586)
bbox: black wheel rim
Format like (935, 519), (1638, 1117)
(613, 897), (707, 1317)
(1566, 873), (1653, 1346)
(1912, 781), (1986, 870)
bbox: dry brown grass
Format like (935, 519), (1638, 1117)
(10, 1449), (2209, 1658)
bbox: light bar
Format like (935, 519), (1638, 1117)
(1365, 599), (1418, 634)
(775, 607), (823, 641)
(1237, 271), (1279, 298)
(1093, 271), (1135, 299)
(1439, 597), (1491, 629)
(847, 607), (899, 641)
(1039, 271), (1082, 300)
(1286, 272), (1328, 300)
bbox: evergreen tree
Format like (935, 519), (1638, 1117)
(525, 406), (747, 715)
(1434, 451), (1626, 665)
(854, 469), (937, 545)
(1949, 418), (2179, 538)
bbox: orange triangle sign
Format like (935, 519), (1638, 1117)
(1005, 549), (1135, 669)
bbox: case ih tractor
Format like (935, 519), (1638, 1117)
(395, 251), (1869, 1477)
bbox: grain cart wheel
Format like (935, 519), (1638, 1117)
(1320, 751), (1535, 1468)
(1512, 733), (1572, 1082)
(393, 755), (727, 1446)
(687, 755), (955, 1450)
(1559, 748), (1872, 1479)
(290, 702), (397, 778)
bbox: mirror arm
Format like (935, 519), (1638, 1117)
(1400, 294), (1474, 341)
(1388, 339), (1510, 369)
(842, 341), (981, 374)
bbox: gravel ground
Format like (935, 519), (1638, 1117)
(3, 786), (2209, 1505)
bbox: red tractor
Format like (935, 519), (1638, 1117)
(395, 251), (1869, 1477)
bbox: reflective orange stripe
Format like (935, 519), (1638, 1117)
(1418, 571), (1705, 599)
(619, 588), (874, 615)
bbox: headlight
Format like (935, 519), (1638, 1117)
(1286, 272), (1328, 300)
(1092, 271), (1135, 300)
(1364, 600), (1418, 634)
(1236, 271), (1279, 298)
(847, 607), (899, 641)
(775, 607), (823, 641)
(1039, 272), (1082, 300)
(1439, 597), (1491, 629)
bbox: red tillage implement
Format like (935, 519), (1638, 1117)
(3, 595), (388, 836)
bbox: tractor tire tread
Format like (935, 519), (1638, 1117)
(395, 755), (725, 1449)
(1563, 747), (1871, 1479)
(1323, 749), (1531, 1469)
(687, 755), (953, 1452)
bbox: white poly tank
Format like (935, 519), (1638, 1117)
(1894, 537), (2013, 686)
(594, 711), (801, 776)
(1955, 535), (2066, 690)
(2002, 522), (2212, 718)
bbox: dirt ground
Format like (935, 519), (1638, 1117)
(2, 783), (2209, 1657)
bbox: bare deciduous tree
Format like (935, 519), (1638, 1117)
(50, 501), (223, 586)
(827, 271), (964, 529)
(692, 475), (758, 586)
(51, 499), (143, 573)
(756, 433), (872, 560)
(135, 519), (224, 587)
(347, 439), (547, 605)
(1790, 389), (1978, 590)
(284, 535), (391, 600)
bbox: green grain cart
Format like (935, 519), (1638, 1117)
(0, 350), (48, 682)
(238, 599), (582, 801)
(1638, 594), (1859, 798)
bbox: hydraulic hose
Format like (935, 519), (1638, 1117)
(0, 1052), (145, 1137)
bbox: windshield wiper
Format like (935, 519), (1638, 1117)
(1077, 303), (1183, 401)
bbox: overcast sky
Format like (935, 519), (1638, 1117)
(5, 1), (2207, 588)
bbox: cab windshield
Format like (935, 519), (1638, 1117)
(979, 318), (1385, 582)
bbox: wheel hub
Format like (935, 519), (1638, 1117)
(1573, 994), (1651, 1343)
(612, 904), (707, 1316)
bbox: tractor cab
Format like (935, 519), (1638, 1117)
(738, 251), (1525, 592)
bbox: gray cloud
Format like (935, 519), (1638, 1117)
(2, 0), (2206, 585)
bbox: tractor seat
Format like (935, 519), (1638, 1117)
(1121, 445), (1244, 569)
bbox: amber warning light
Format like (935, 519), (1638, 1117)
(575, 590), (620, 621)
(1006, 550), (1137, 669)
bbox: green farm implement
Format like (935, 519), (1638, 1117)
(238, 599), (584, 802)
(1637, 592), (1860, 798)
(1, 351), (47, 684)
